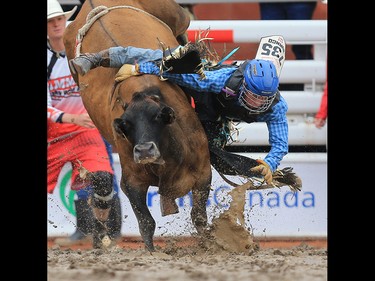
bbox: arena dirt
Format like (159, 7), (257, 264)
(48, 182), (327, 281)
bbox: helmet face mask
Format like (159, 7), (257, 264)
(238, 59), (279, 113)
(238, 82), (276, 113)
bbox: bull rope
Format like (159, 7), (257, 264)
(218, 172), (268, 190)
(218, 170), (300, 192)
(75, 5), (173, 57)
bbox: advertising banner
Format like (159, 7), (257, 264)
(48, 153), (327, 238)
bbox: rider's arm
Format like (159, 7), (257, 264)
(256, 96), (289, 172)
(138, 61), (236, 93)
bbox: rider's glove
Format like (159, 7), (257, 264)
(250, 159), (273, 185)
(115, 64), (141, 82)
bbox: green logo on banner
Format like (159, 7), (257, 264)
(58, 169), (77, 217)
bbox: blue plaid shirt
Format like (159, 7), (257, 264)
(138, 61), (289, 172)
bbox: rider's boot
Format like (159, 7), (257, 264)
(69, 49), (110, 76)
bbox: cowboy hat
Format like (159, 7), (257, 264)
(47, 0), (77, 21)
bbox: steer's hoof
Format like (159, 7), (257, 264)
(160, 195), (179, 216)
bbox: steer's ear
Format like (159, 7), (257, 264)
(113, 118), (128, 138)
(159, 106), (175, 124)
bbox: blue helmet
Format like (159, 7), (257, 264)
(238, 59), (279, 113)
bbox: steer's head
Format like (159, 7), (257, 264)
(113, 87), (176, 165)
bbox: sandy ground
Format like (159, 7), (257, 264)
(48, 240), (327, 281)
(48, 182), (327, 281)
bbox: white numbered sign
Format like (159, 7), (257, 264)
(255, 35), (286, 77)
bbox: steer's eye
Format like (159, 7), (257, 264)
(149, 95), (160, 103)
(157, 106), (175, 124)
(113, 118), (130, 139)
(115, 97), (128, 111)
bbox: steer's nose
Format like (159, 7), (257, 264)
(133, 142), (161, 164)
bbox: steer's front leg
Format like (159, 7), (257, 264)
(123, 181), (156, 252)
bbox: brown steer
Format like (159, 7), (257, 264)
(64, 0), (212, 251)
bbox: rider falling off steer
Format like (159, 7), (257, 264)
(69, 35), (302, 191)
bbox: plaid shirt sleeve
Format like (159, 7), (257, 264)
(138, 62), (236, 93)
(256, 96), (289, 172)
